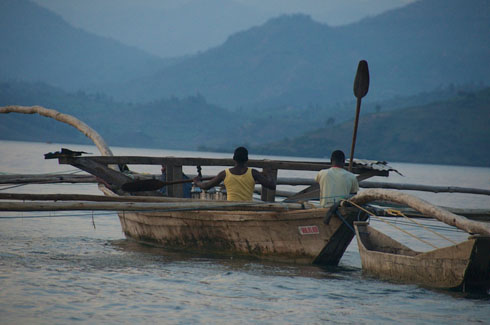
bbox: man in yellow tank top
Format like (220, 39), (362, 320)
(193, 147), (276, 201)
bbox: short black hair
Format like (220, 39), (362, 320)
(233, 146), (248, 163)
(330, 150), (345, 165)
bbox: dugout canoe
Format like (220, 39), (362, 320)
(47, 150), (393, 265)
(109, 190), (367, 265)
(354, 221), (490, 291)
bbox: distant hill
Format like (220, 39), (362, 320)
(2, 0), (488, 112)
(0, 0), (167, 92)
(0, 81), (238, 149)
(251, 87), (490, 167)
(32, 0), (271, 58)
(2, 81), (488, 167)
(32, 0), (415, 58)
(110, 0), (490, 109)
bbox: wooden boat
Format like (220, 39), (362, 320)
(3, 105), (489, 278)
(115, 203), (367, 264)
(349, 190), (490, 291)
(45, 151), (398, 265)
(3, 106), (488, 269)
(1, 105), (399, 265)
(354, 221), (490, 291)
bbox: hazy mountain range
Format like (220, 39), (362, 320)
(0, 0), (175, 92)
(32, 0), (416, 58)
(2, 0), (489, 110)
(112, 0), (490, 109)
(0, 0), (489, 166)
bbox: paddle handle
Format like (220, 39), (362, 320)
(349, 97), (362, 171)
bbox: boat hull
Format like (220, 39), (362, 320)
(354, 221), (490, 291)
(117, 206), (366, 265)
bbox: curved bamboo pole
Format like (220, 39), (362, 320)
(0, 105), (113, 156)
(350, 189), (490, 236)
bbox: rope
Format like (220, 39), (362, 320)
(385, 208), (458, 244)
(0, 184), (28, 191)
(335, 209), (355, 233)
(346, 200), (439, 249)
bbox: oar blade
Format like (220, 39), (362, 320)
(353, 60), (370, 99)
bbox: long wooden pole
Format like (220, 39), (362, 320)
(2, 172), (489, 196)
(0, 174), (97, 184)
(359, 181), (490, 196)
(350, 189), (490, 236)
(2, 192), (487, 220)
(0, 193), (192, 202)
(0, 105), (113, 156)
(0, 200), (310, 212)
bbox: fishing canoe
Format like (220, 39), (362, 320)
(354, 221), (490, 291)
(114, 202), (366, 265)
(47, 151), (393, 265)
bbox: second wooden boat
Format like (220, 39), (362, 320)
(354, 221), (490, 291)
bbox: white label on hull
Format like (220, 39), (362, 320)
(298, 225), (320, 235)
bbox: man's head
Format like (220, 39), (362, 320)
(330, 150), (345, 167)
(233, 146), (249, 163)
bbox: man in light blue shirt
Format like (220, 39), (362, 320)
(315, 150), (359, 207)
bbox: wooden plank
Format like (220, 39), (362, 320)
(358, 170), (388, 181)
(284, 184), (320, 203)
(261, 168), (278, 202)
(0, 200), (309, 212)
(0, 192), (192, 203)
(0, 174), (96, 184)
(130, 175), (316, 186)
(59, 157), (131, 188)
(166, 164), (183, 197)
(59, 156), (382, 174)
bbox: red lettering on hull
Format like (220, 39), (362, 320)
(298, 225), (320, 235)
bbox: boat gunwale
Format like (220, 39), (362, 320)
(354, 221), (480, 259)
(119, 207), (330, 222)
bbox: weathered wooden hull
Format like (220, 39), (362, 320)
(117, 206), (366, 265)
(354, 221), (490, 291)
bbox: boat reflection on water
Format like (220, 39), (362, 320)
(109, 237), (360, 281)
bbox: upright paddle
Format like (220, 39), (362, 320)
(349, 60), (370, 171)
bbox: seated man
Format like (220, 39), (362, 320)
(193, 147), (276, 201)
(315, 150), (359, 207)
(160, 164), (192, 198)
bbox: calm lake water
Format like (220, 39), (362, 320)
(1, 140), (489, 324)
